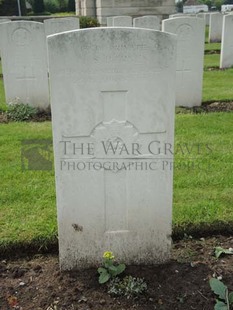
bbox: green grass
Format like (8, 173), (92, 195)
(0, 79), (6, 111)
(204, 54), (220, 69)
(203, 68), (233, 102)
(205, 43), (221, 51)
(0, 122), (56, 248)
(51, 12), (75, 17)
(174, 113), (233, 227)
(0, 114), (232, 249)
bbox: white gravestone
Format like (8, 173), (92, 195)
(133, 16), (161, 30)
(0, 21), (49, 109)
(107, 17), (114, 27)
(204, 13), (210, 26)
(169, 14), (184, 18)
(48, 27), (176, 270)
(0, 19), (10, 56)
(112, 16), (132, 27)
(0, 19), (10, 23)
(209, 13), (223, 43)
(162, 17), (205, 107)
(44, 17), (80, 36)
(220, 15), (233, 68)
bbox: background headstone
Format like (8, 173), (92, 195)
(133, 15), (160, 30)
(162, 17), (205, 107)
(0, 19), (10, 23)
(209, 13), (223, 43)
(204, 13), (210, 26)
(48, 27), (176, 270)
(169, 14), (184, 18)
(107, 16), (113, 27)
(44, 17), (80, 36)
(112, 16), (132, 27)
(0, 21), (49, 109)
(0, 19), (11, 55)
(220, 14), (233, 68)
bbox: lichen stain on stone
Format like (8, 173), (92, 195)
(72, 223), (83, 232)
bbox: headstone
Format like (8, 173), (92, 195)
(112, 16), (132, 27)
(133, 15), (160, 30)
(107, 17), (114, 27)
(162, 17), (205, 107)
(220, 14), (233, 68)
(169, 14), (184, 18)
(0, 19), (10, 55)
(44, 17), (80, 36)
(196, 13), (205, 19)
(0, 21), (49, 109)
(204, 13), (210, 26)
(47, 27), (176, 270)
(209, 13), (223, 42)
(0, 19), (10, 23)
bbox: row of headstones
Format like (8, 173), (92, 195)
(107, 14), (233, 69)
(0, 14), (232, 111)
(171, 12), (233, 69)
(0, 18), (80, 110)
(0, 16), (203, 109)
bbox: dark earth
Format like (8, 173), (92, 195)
(0, 235), (233, 310)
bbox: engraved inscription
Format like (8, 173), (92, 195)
(12, 28), (32, 46)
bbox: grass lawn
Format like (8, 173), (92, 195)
(0, 113), (232, 249)
(0, 122), (56, 249)
(204, 54), (220, 69)
(203, 68), (233, 102)
(173, 113), (233, 227)
(205, 43), (221, 52)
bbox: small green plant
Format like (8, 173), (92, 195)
(97, 251), (125, 284)
(209, 278), (233, 310)
(215, 247), (233, 259)
(80, 16), (100, 28)
(108, 275), (147, 299)
(7, 102), (38, 121)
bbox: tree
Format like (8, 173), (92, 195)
(33, 0), (45, 13)
(0, 0), (26, 15)
(176, 0), (184, 12)
(68, 0), (75, 11)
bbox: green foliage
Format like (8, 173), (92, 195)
(176, 0), (183, 12)
(209, 278), (233, 310)
(32, 0), (45, 13)
(108, 276), (147, 299)
(7, 103), (38, 122)
(44, 0), (59, 13)
(215, 247), (233, 258)
(98, 251), (125, 284)
(80, 16), (100, 28)
(57, 0), (68, 11)
(0, 0), (26, 15)
(67, 0), (75, 11)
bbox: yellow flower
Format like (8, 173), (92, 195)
(103, 251), (114, 260)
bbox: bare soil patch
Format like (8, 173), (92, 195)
(1, 235), (233, 310)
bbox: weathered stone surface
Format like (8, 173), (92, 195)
(0, 21), (49, 109)
(162, 17), (205, 107)
(44, 17), (80, 36)
(112, 16), (132, 27)
(220, 14), (233, 68)
(48, 27), (176, 270)
(133, 15), (161, 30)
(209, 13), (223, 43)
